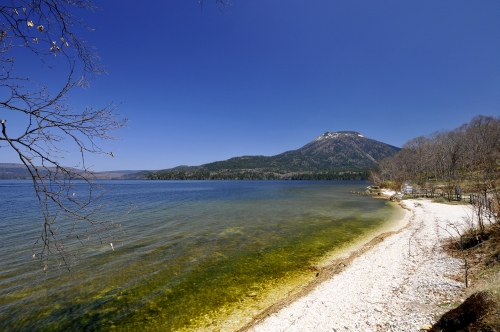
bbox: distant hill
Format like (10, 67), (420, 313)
(148, 131), (400, 180)
(0, 163), (40, 179)
(0, 163), (144, 180)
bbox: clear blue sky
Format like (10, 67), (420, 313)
(4, 1), (500, 171)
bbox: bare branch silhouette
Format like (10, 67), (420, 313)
(0, 1), (128, 271)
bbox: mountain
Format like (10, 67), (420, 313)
(1, 132), (400, 180)
(148, 131), (400, 180)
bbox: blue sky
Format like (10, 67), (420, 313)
(3, 1), (500, 171)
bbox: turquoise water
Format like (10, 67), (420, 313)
(0, 180), (399, 331)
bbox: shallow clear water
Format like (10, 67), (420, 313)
(0, 180), (399, 331)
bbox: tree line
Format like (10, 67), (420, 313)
(370, 115), (500, 197)
(148, 170), (369, 181)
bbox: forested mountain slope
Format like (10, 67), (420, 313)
(147, 131), (400, 180)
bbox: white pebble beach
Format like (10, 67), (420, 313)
(246, 198), (470, 332)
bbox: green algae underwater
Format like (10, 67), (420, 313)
(0, 180), (401, 331)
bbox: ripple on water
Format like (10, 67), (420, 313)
(0, 180), (400, 331)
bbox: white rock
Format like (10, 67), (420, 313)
(248, 199), (467, 332)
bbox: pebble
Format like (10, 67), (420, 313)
(249, 199), (467, 332)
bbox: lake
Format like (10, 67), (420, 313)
(0, 180), (401, 331)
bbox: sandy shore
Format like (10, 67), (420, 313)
(245, 198), (470, 332)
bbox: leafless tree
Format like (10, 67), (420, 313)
(441, 222), (470, 288)
(0, 1), (127, 271)
(200, 0), (232, 11)
(434, 128), (467, 198)
(371, 115), (499, 204)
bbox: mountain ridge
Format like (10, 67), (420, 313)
(0, 132), (400, 180)
(147, 131), (400, 180)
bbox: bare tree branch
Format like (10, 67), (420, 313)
(199, 0), (233, 12)
(1, 1), (128, 272)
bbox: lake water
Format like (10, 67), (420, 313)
(0, 180), (400, 331)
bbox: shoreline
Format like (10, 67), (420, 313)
(315, 197), (410, 266)
(239, 196), (469, 331)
